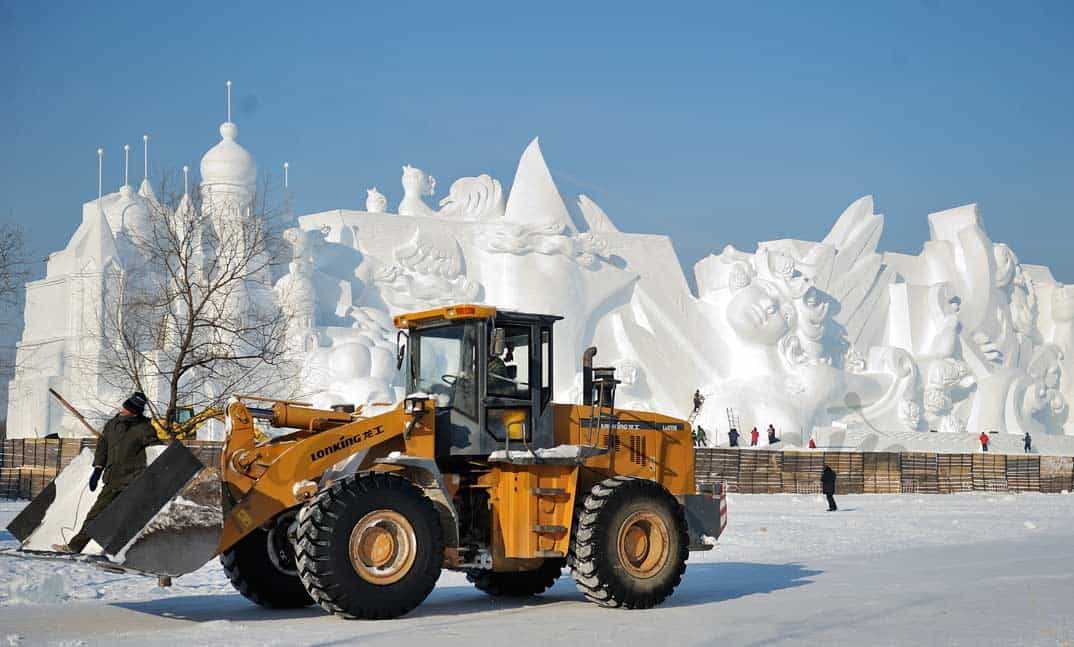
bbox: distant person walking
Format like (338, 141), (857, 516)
(728, 428), (740, 447)
(1024, 431), (1032, 453)
(822, 466), (838, 512)
(767, 424), (779, 445)
(808, 437), (817, 449)
(693, 426), (708, 447)
(750, 427), (759, 447)
(979, 431), (990, 452)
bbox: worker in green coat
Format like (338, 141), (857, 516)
(55, 392), (160, 553)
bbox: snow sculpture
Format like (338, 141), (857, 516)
(397, 165), (436, 217)
(365, 187), (387, 213)
(9, 106), (1074, 452)
(438, 175), (505, 221)
(372, 227), (481, 310)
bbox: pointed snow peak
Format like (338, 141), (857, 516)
(577, 195), (620, 233)
(503, 138), (574, 231)
(71, 206), (121, 269)
(138, 177), (158, 203)
(823, 195), (878, 248)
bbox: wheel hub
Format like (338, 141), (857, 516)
(349, 510), (417, 585)
(616, 511), (670, 579)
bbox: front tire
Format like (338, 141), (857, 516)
(466, 558), (565, 597)
(295, 473), (444, 619)
(569, 476), (688, 609)
(220, 515), (314, 609)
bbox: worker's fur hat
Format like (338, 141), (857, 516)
(122, 391), (148, 416)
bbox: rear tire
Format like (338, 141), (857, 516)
(220, 517), (314, 609)
(466, 558), (565, 597)
(295, 473), (444, 619)
(569, 476), (688, 609)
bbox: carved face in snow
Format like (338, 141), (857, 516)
(794, 287), (829, 342)
(727, 280), (793, 346)
(401, 165), (435, 197)
(366, 187), (387, 213)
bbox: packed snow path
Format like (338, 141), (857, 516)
(2, 493), (1073, 646)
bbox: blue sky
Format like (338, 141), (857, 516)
(2, 0), (1073, 287)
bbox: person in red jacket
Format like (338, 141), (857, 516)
(979, 431), (990, 452)
(750, 427), (759, 446)
(808, 437), (817, 449)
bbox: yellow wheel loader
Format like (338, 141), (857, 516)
(8, 304), (727, 619)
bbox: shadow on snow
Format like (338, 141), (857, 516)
(111, 560), (819, 624)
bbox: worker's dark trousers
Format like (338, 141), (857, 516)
(982, 444), (988, 452)
(67, 486), (121, 552)
(1025, 443), (1031, 453)
(825, 494), (837, 511)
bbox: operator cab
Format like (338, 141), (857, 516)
(396, 305), (561, 460)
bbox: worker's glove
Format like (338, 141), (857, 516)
(89, 467), (103, 492)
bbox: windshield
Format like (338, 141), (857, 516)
(408, 322), (478, 416)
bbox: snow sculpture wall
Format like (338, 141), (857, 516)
(8, 128), (1074, 449)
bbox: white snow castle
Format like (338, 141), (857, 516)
(8, 87), (1074, 454)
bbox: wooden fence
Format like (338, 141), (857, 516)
(0, 438), (223, 500)
(696, 448), (1074, 495)
(2, 440), (1073, 500)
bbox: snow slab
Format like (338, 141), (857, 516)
(18, 446), (168, 555)
(1, 494), (1073, 646)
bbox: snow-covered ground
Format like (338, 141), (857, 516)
(2, 493), (1073, 646)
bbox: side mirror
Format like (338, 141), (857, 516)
(396, 330), (408, 371)
(491, 328), (506, 357)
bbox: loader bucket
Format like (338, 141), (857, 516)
(6, 442), (223, 578)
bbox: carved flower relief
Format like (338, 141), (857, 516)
(575, 232), (609, 269)
(767, 250), (796, 280)
(898, 399), (922, 429)
(923, 388), (951, 415)
(727, 261), (753, 292)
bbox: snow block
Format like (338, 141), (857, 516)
(6, 481), (57, 543)
(82, 442), (203, 555)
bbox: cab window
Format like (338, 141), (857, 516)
(409, 323), (478, 417)
(487, 325), (530, 399)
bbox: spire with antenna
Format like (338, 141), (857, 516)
(123, 144), (131, 188)
(183, 165), (190, 196)
(142, 134), (149, 181)
(97, 147), (104, 211)
(283, 162), (289, 189)
(226, 80), (232, 123)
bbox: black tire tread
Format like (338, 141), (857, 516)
(568, 476), (688, 609)
(294, 472), (444, 619)
(220, 526), (314, 609)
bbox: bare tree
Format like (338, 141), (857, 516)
(0, 223), (32, 403)
(99, 173), (296, 437)
(0, 223), (31, 317)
